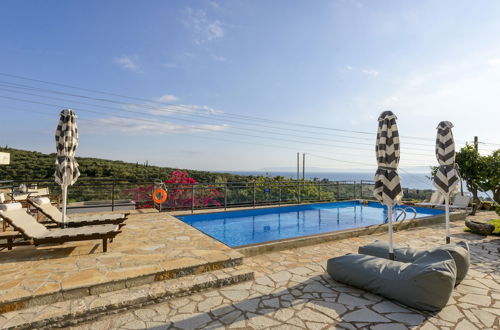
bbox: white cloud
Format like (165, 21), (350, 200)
(180, 7), (225, 44)
(487, 58), (500, 66)
(346, 65), (353, 70)
(369, 52), (500, 145)
(81, 117), (228, 135)
(124, 100), (223, 117)
(207, 21), (224, 40)
(156, 94), (179, 103)
(113, 55), (142, 73)
(362, 69), (379, 76)
(209, 1), (220, 9)
(162, 62), (179, 69)
(211, 54), (226, 62)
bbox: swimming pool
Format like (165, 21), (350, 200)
(176, 201), (444, 247)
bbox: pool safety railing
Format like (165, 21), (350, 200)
(1, 178), (435, 213)
(386, 206), (418, 223)
(0, 178), (377, 213)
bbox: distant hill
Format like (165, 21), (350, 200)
(0, 147), (254, 183)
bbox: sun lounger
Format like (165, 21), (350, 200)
(28, 197), (129, 227)
(435, 194), (471, 211)
(327, 250), (457, 312)
(415, 191), (444, 208)
(0, 230), (30, 250)
(358, 240), (470, 285)
(0, 203), (121, 252)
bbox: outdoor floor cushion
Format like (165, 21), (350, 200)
(0, 203), (121, 252)
(28, 197), (129, 227)
(327, 250), (457, 312)
(358, 240), (469, 285)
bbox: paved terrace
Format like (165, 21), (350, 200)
(0, 210), (244, 314)
(69, 211), (499, 330)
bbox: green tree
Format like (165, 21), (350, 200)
(455, 144), (484, 215)
(479, 150), (500, 204)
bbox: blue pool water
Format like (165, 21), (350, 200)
(176, 201), (444, 247)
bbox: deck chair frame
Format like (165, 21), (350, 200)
(27, 198), (130, 227)
(0, 212), (121, 252)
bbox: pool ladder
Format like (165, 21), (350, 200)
(385, 206), (417, 222)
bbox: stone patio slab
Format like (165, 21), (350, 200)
(0, 211), (244, 313)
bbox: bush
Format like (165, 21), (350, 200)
(482, 201), (493, 210)
(489, 219), (500, 235)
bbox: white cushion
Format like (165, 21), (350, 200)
(0, 202), (23, 211)
(33, 197), (51, 205)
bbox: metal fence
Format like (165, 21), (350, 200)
(0, 178), (377, 212)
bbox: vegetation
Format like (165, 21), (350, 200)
(0, 147), (434, 208)
(455, 145), (484, 215)
(491, 219), (500, 235)
(430, 144), (499, 215)
(479, 150), (500, 205)
(0, 147), (254, 183)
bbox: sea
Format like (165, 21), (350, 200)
(228, 171), (434, 191)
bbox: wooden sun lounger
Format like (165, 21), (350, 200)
(27, 198), (130, 227)
(0, 230), (30, 250)
(0, 204), (121, 252)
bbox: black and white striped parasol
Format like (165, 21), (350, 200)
(433, 121), (459, 243)
(374, 110), (403, 260)
(55, 109), (80, 226)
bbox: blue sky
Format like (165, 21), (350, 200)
(0, 0), (499, 174)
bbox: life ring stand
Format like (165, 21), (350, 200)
(153, 188), (168, 204)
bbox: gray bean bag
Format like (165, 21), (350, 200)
(358, 240), (469, 285)
(326, 250), (457, 312)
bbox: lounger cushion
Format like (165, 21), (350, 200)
(0, 202), (23, 211)
(358, 240), (470, 284)
(327, 250), (456, 312)
(30, 198), (127, 225)
(40, 224), (119, 239)
(33, 197), (51, 205)
(0, 208), (50, 238)
(70, 213), (127, 223)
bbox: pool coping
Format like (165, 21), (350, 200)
(169, 199), (363, 217)
(235, 210), (467, 257)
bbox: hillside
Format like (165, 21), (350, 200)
(0, 147), (254, 183)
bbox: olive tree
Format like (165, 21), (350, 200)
(479, 150), (500, 204)
(455, 144), (484, 215)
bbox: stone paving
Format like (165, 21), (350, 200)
(67, 211), (500, 330)
(0, 210), (243, 312)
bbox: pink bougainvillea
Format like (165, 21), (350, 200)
(124, 171), (222, 210)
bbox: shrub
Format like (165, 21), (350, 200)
(124, 170), (222, 210)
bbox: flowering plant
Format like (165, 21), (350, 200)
(124, 170), (222, 210)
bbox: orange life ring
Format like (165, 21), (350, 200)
(153, 188), (167, 204)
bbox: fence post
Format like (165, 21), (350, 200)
(224, 183), (227, 211)
(253, 182), (256, 208)
(337, 181), (340, 200)
(191, 184), (195, 214)
(279, 182), (282, 206)
(318, 182), (321, 201)
(111, 180), (116, 211)
(298, 180), (301, 204)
